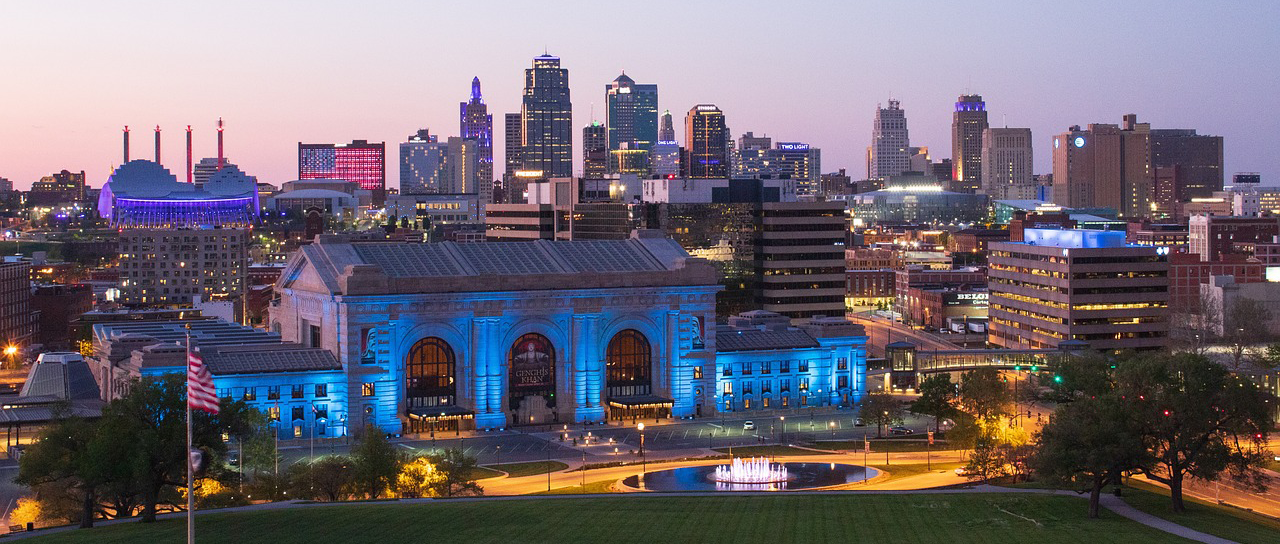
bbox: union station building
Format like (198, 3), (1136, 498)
(266, 230), (868, 435)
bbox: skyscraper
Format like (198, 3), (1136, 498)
(1150, 128), (1224, 200)
(460, 77), (494, 207)
(298, 140), (386, 203)
(869, 99), (910, 180)
(684, 105), (728, 179)
(401, 129), (479, 195)
(1052, 115), (1152, 218)
(980, 127), (1034, 200)
(658, 110), (675, 142)
(951, 94), (988, 193)
(521, 54), (573, 179)
(583, 121), (608, 178)
(605, 72), (658, 173)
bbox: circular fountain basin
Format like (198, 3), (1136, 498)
(621, 462), (877, 492)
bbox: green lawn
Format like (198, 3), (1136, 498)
(710, 446), (826, 457)
(1120, 482), (1280, 544)
(21, 494), (1204, 544)
(471, 466), (505, 480)
(810, 439), (952, 452)
(479, 461), (569, 478)
(529, 479), (619, 495)
(870, 462), (965, 482)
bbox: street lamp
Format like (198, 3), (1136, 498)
(829, 420), (836, 438)
(637, 422), (646, 482)
(779, 416), (785, 445)
(3, 345), (16, 370)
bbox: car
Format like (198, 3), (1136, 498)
(854, 417), (866, 427)
(743, 421), (755, 431)
(888, 426), (914, 435)
(954, 466), (971, 477)
(227, 451), (240, 467)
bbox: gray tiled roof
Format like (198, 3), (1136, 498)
(349, 238), (671, 278)
(201, 345), (342, 375)
(93, 319), (280, 348)
(715, 329), (820, 352)
(19, 358), (101, 400)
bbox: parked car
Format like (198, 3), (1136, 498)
(227, 450), (240, 467)
(854, 417), (866, 427)
(954, 466), (971, 477)
(743, 421), (756, 431)
(888, 426), (914, 435)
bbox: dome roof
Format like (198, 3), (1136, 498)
(106, 160), (183, 198)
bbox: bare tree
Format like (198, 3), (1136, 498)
(1223, 297), (1274, 370)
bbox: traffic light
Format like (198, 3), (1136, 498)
(1031, 365), (1039, 372)
(1014, 365), (1022, 372)
(1053, 375), (1063, 384)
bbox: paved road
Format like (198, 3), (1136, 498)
(850, 315), (960, 357)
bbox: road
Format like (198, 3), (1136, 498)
(849, 315), (960, 357)
(267, 410), (943, 468)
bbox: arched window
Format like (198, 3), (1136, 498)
(406, 337), (455, 409)
(606, 329), (651, 398)
(509, 333), (556, 407)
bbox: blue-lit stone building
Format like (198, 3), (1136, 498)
(270, 231), (871, 434)
(271, 231), (722, 432)
(89, 319), (349, 440)
(714, 311), (867, 412)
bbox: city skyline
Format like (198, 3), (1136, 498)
(0, 1), (1277, 190)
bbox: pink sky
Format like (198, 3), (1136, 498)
(0, 1), (1277, 191)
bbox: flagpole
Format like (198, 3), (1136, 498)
(186, 332), (194, 544)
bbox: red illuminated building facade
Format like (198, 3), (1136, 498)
(1167, 252), (1263, 312)
(298, 140), (386, 202)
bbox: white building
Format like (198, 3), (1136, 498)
(869, 99), (910, 180)
(981, 127), (1035, 200)
(399, 131), (479, 196)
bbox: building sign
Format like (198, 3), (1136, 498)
(510, 334), (554, 392)
(944, 292), (989, 306)
(360, 327), (376, 364)
(777, 143), (810, 151)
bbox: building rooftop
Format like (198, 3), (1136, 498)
(93, 318), (279, 349)
(280, 231), (719, 295)
(716, 328), (820, 352)
(1012, 228), (1136, 249)
(201, 344), (342, 375)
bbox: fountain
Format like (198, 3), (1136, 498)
(713, 457), (789, 484)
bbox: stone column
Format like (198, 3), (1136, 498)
(575, 314), (605, 422)
(474, 317), (506, 429)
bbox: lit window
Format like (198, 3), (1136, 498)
(362, 383), (375, 397)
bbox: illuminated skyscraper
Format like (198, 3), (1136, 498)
(1052, 115), (1152, 218)
(521, 54), (573, 179)
(460, 77), (494, 206)
(605, 72), (658, 174)
(299, 140), (386, 203)
(684, 105), (728, 179)
(951, 94), (988, 193)
(658, 110), (675, 142)
(503, 113), (522, 179)
(583, 121), (608, 178)
(869, 99), (910, 180)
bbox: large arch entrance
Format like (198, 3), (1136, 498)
(605, 329), (671, 422)
(405, 337), (470, 434)
(509, 332), (557, 425)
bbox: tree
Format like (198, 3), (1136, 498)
(1222, 297), (1273, 370)
(911, 374), (957, 431)
(859, 392), (903, 438)
(351, 425), (401, 499)
(958, 368), (1009, 422)
(16, 418), (101, 527)
(1043, 352), (1115, 404)
(1119, 353), (1275, 513)
(291, 456), (354, 501)
(963, 430), (1007, 482)
(396, 456), (445, 499)
(428, 448), (483, 497)
(1032, 394), (1149, 518)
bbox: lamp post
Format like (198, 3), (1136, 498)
(829, 420), (835, 438)
(637, 422), (646, 483)
(3, 345), (16, 370)
(779, 416), (785, 445)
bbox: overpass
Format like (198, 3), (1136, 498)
(867, 341), (1083, 390)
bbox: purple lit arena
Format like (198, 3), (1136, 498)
(98, 159), (259, 228)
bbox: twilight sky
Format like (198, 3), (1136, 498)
(1, 0), (1277, 191)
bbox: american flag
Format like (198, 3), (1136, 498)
(187, 348), (220, 415)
